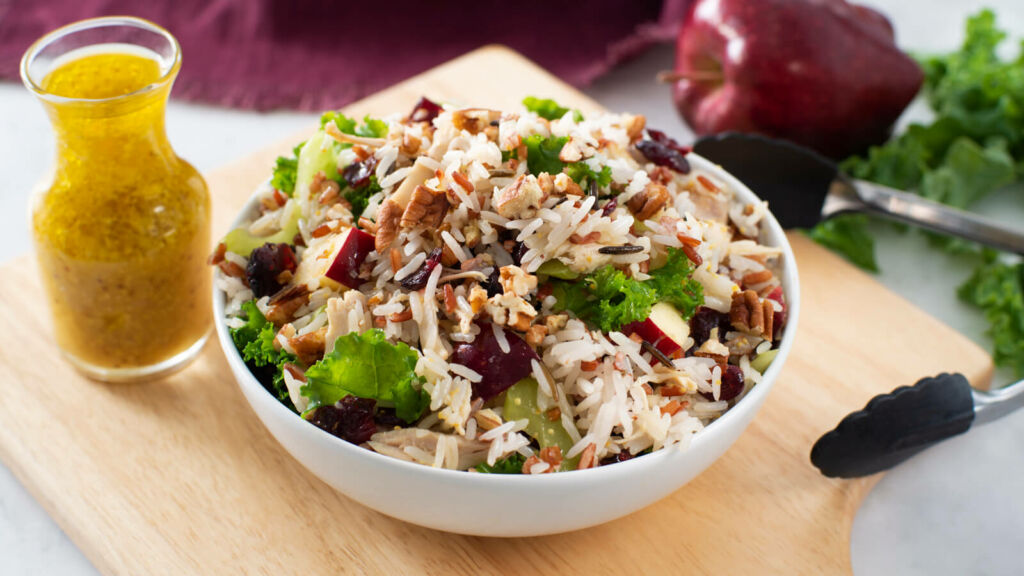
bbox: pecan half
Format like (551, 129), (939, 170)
(401, 184), (449, 229)
(374, 199), (402, 252)
(627, 182), (670, 221)
(729, 289), (774, 340)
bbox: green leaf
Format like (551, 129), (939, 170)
(230, 300), (267, 351)
(565, 162), (612, 189)
(958, 252), (1024, 377)
(523, 134), (568, 176)
(344, 175), (382, 221)
(918, 137), (1014, 208)
(230, 301), (296, 409)
(356, 116), (389, 138)
(522, 96), (582, 122)
(270, 142), (304, 196)
(302, 329), (428, 423)
(807, 215), (879, 272)
(551, 248), (703, 331)
(645, 248), (704, 320)
(474, 453), (526, 474)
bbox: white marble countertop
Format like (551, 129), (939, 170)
(2, 1), (1023, 573)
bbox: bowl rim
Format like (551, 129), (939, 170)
(213, 150), (801, 486)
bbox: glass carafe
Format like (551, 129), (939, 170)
(21, 17), (211, 381)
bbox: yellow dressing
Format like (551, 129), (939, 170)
(32, 50), (211, 372)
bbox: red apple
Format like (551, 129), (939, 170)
(294, 227), (375, 290)
(670, 0), (923, 159)
(624, 302), (692, 355)
(324, 228), (375, 289)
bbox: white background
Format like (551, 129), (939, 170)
(2, 1), (1023, 573)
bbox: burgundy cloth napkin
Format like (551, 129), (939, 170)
(0, 0), (687, 111)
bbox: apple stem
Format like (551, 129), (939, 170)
(657, 70), (724, 84)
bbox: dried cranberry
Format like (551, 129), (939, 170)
(511, 241), (528, 266)
(373, 407), (405, 429)
(637, 140), (691, 174)
(601, 196), (618, 217)
(599, 451), (635, 466)
(451, 323), (539, 401)
(342, 156), (377, 189)
(408, 96), (443, 124)
(400, 247), (443, 291)
(307, 396), (378, 444)
(700, 365), (745, 402)
(647, 129), (691, 156)
(689, 306), (730, 346)
(482, 267), (503, 298)
(246, 242), (297, 298)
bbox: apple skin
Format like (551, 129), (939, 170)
(623, 302), (692, 356)
(324, 228), (376, 289)
(672, 0), (923, 159)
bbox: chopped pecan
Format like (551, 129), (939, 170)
(440, 242), (459, 267)
(318, 179), (340, 205)
(624, 114), (646, 142)
(374, 199), (402, 252)
(730, 289), (768, 337)
(468, 283), (488, 314)
(493, 173), (547, 219)
(266, 291), (309, 325)
(553, 172), (583, 196)
(742, 269), (773, 288)
(452, 108), (501, 136)
(463, 224), (482, 248)
(558, 139), (584, 163)
(525, 324), (548, 347)
(537, 172), (554, 196)
(401, 184), (449, 229)
(289, 327), (326, 366)
(499, 265), (538, 297)
(627, 182), (670, 221)
(400, 132), (422, 156)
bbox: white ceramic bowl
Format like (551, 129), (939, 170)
(213, 152), (801, 536)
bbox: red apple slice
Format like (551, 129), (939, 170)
(293, 227), (375, 290)
(324, 227), (375, 289)
(624, 302), (692, 355)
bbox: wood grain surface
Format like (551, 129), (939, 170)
(0, 46), (993, 575)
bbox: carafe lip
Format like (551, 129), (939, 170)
(20, 16), (182, 106)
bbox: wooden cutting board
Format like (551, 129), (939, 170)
(0, 46), (992, 575)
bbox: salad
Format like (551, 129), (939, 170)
(212, 96), (787, 473)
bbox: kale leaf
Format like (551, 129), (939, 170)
(551, 248), (703, 332)
(524, 135), (568, 177)
(958, 251), (1024, 377)
(302, 329), (428, 423)
(270, 141), (304, 197)
(522, 96), (583, 122)
(646, 248), (704, 319)
(231, 300), (297, 410)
